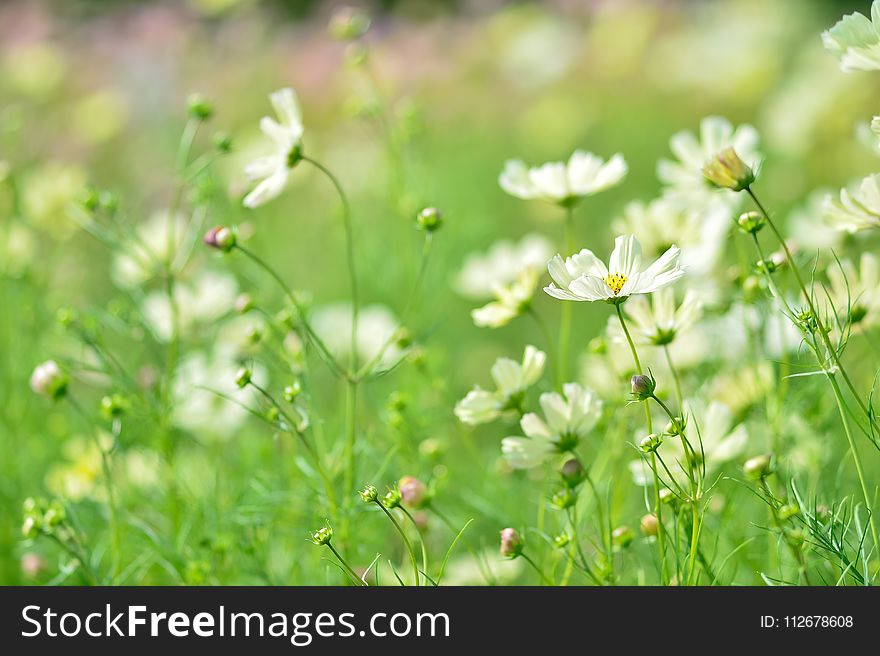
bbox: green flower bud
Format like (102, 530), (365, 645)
(611, 525), (633, 549)
(552, 532), (571, 549)
(743, 453), (773, 480)
(234, 366), (252, 389)
(266, 406), (280, 423)
(310, 526), (333, 546)
(664, 416), (685, 436)
(551, 487), (576, 510)
(737, 210), (765, 235)
(382, 487), (402, 509)
(359, 485), (379, 503)
(416, 207), (443, 232)
(639, 433), (663, 454)
(283, 381), (302, 402)
(779, 503), (800, 521)
(213, 131), (233, 153)
(187, 93), (213, 121)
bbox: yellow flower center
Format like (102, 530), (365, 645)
(604, 272), (628, 295)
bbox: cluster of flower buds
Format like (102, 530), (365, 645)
(30, 360), (68, 400)
(22, 498), (66, 540)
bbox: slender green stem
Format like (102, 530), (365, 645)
(326, 543), (366, 586)
(615, 303), (668, 584)
(376, 503), (420, 586)
(401, 507), (429, 584)
(303, 156), (359, 373)
(520, 552), (554, 585)
(747, 188), (879, 437)
(558, 207), (575, 387)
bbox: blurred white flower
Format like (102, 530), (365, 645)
(455, 345), (546, 425)
(786, 190), (844, 252)
(822, 2), (880, 72)
(142, 270), (238, 341)
(545, 235), (684, 303)
(612, 196), (728, 278)
(455, 234), (553, 300)
(501, 383), (602, 469)
(607, 288), (702, 347)
(499, 151), (627, 205)
(112, 211), (186, 288)
(658, 116), (759, 208)
(243, 88), (305, 209)
(172, 350), (266, 439)
(823, 173), (880, 232)
(629, 399), (747, 487)
(827, 252), (880, 329)
(312, 303), (403, 370)
(0, 222), (37, 277)
(472, 267), (540, 328)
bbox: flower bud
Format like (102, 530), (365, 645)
(187, 93), (213, 121)
(743, 454), (773, 480)
(639, 433), (663, 454)
(328, 6), (371, 40)
(213, 131), (233, 153)
(737, 210), (765, 235)
(630, 373), (656, 400)
(203, 225), (236, 252)
(310, 526), (333, 546)
(398, 475), (428, 508)
(416, 207), (443, 232)
(551, 487), (576, 510)
(779, 503), (800, 521)
(664, 416), (685, 436)
(382, 487), (402, 509)
(702, 147), (755, 191)
(21, 553), (45, 579)
(266, 406), (280, 423)
(43, 501), (65, 527)
(359, 485), (379, 503)
(611, 525), (633, 549)
(283, 381), (302, 402)
(100, 394), (129, 420)
(234, 366), (252, 389)
(552, 532), (571, 549)
(234, 294), (253, 314)
(560, 458), (585, 488)
(640, 513), (659, 537)
(30, 360), (68, 400)
(499, 527), (523, 558)
(659, 488), (676, 506)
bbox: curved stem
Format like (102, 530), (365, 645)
(401, 507), (429, 584)
(326, 543), (367, 586)
(376, 503), (421, 586)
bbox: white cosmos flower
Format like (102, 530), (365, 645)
(499, 151), (627, 205)
(454, 345), (546, 426)
(312, 303), (403, 371)
(823, 173), (880, 232)
(472, 267), (540, 329)
(827, 252), (880, 329)
(243, 87), (305, 209)
(544, 235), (685, 304)
(455, 233), (553, 300)
(658, 116), (760, 208)
(142, 271), (238, 342)
(822, 1), (880, 72)
(501, 383), (602, 469)
(607, 288), (702, 347)
(112, 211), (185, 289)
(612, 196), (728, 278)
(629, 399), (747, 487)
